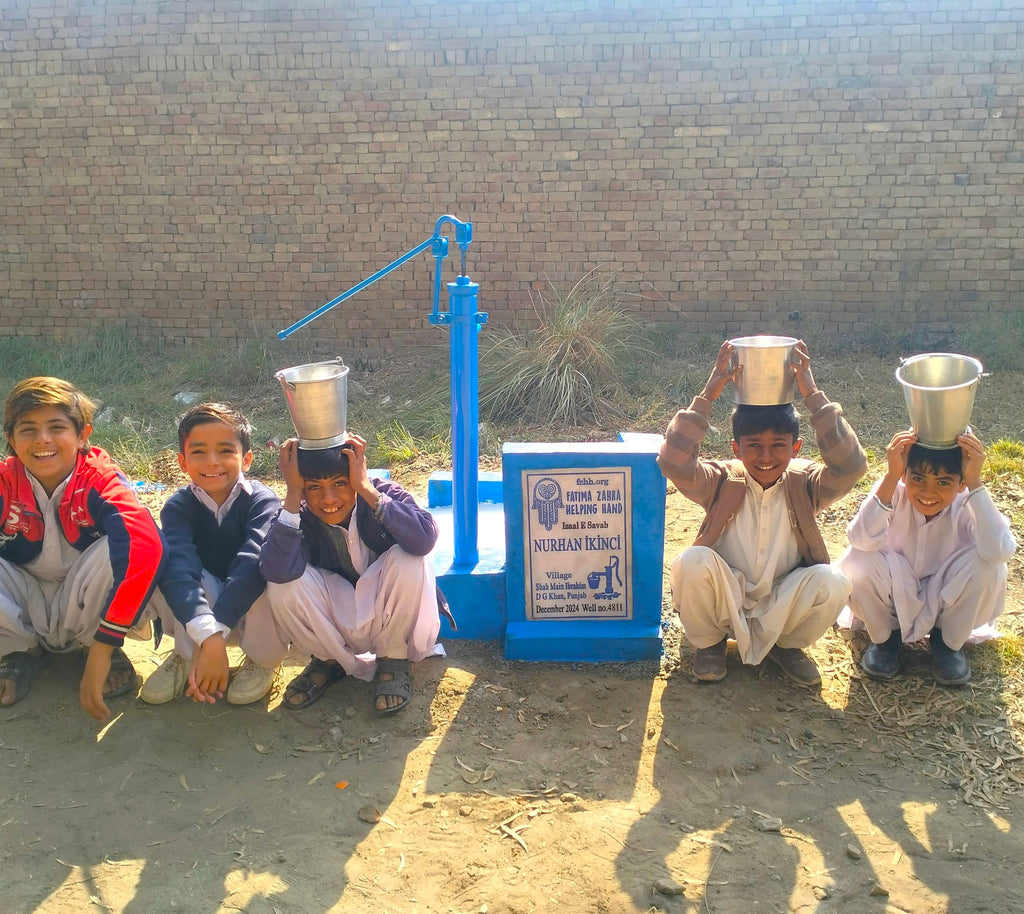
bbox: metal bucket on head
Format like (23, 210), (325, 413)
(275, 357), (350, 449)
(896, 353), (983, 449)
(728, 335), (798, 405)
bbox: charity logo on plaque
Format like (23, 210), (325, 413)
(522, 467), (632, 620)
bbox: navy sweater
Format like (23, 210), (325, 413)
(260, 477), (455, 630)
(159, 480), (281, 629)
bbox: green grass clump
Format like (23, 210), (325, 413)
(987, 439), (1024, 477)
(478, 273), (649, 427)
(373, 419), (451, 467)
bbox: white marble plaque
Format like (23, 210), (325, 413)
(522, 467), (632, 620)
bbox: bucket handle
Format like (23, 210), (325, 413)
(275, 357), (346, 391)
(896, 356), (989, 380)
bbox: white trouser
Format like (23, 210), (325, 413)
(671, 545), (850, 665)
(149, 573), (290, 669)
(837, 546), (1006, 650)
(0, 539), (151, 656)
(265, 546), (441, 682)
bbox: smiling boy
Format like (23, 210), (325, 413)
(0, 377), (165, 719)
(838, 430), (1016, 685)
(259, 436), (450, 714)
(144, 403), (286, 706)
(658, 340), (867, 685)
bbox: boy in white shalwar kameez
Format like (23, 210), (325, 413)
(837, 429), (1016, 685)
(259, 435), (450, 715)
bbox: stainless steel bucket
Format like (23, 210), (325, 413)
(728, 335), (798, 405)
(275, 357), (350, 449)
(896, 353), (983, 448)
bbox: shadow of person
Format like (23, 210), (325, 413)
(1, 645), (417, 914)
(614, 632), (1024, 913)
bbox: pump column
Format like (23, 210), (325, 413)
(447, 274), (484, 568)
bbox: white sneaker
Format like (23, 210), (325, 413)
(140, 654), (187, 704)
(226, 658), (279, 705)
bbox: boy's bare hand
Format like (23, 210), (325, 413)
(884, 429), (918, 479)
(80, 641), (113, 722)
(279, 438), (305, 512)
(700, 341), (741, 402)
(278, 438), (304, 491)
(188, 633), (228, 703)
(958, 431), (986, 490)
(343, 434), (377, 504)
(791, 340), (819, 399)
(875, 429), (917, 507)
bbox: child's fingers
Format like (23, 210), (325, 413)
(187, 684), (217, 703)
(80, 684), (110, 722)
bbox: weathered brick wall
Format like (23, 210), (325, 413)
(1, 0), (1021, 353)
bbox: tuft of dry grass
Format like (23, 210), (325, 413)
(478, 272), (649, 427)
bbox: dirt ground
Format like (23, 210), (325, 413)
(2, 466), (1023, 914)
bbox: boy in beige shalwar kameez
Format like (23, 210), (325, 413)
(657, 341), (867, 685)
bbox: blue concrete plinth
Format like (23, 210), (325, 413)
(504, 620), (663, 662)
(502, 440), (666, 662)
(431, 501), (507, 641)
(428, 470), (504, 507)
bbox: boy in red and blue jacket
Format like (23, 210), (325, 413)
(0, 377), (165, 720)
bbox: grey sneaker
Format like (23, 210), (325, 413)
(140, 654), (187, 704)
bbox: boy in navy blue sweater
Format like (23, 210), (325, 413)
(143, 403), (287, 705)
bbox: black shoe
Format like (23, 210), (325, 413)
(860, 630), (902, 681)
(930, 628), (971, 686)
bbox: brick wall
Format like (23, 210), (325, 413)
(1, 0), (1021, 353)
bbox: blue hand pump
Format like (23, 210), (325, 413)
(277, 215), (486, 567)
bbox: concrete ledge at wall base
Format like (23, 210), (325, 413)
(504, 620), (664, 663)
(427, 470), (504, 507)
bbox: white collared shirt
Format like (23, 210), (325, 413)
(713, 474), (802, 608)
(188, 475), (253, 525)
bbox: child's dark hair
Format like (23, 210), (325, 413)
(906, 443), (963, 478)
(297, 443), (351, 480)
(178, 403), (252, 453)
(731, 403), (800, 441)
(4, 376), (96, 455)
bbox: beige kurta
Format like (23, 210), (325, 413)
(672, 476), (850, 664)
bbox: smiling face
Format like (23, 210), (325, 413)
(732, 430), (802, 489)
(303, 474), (357, 526)
(178, 420), (253, 506)
(902, 466), (964, 518)
(7, 405), (91, 495)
